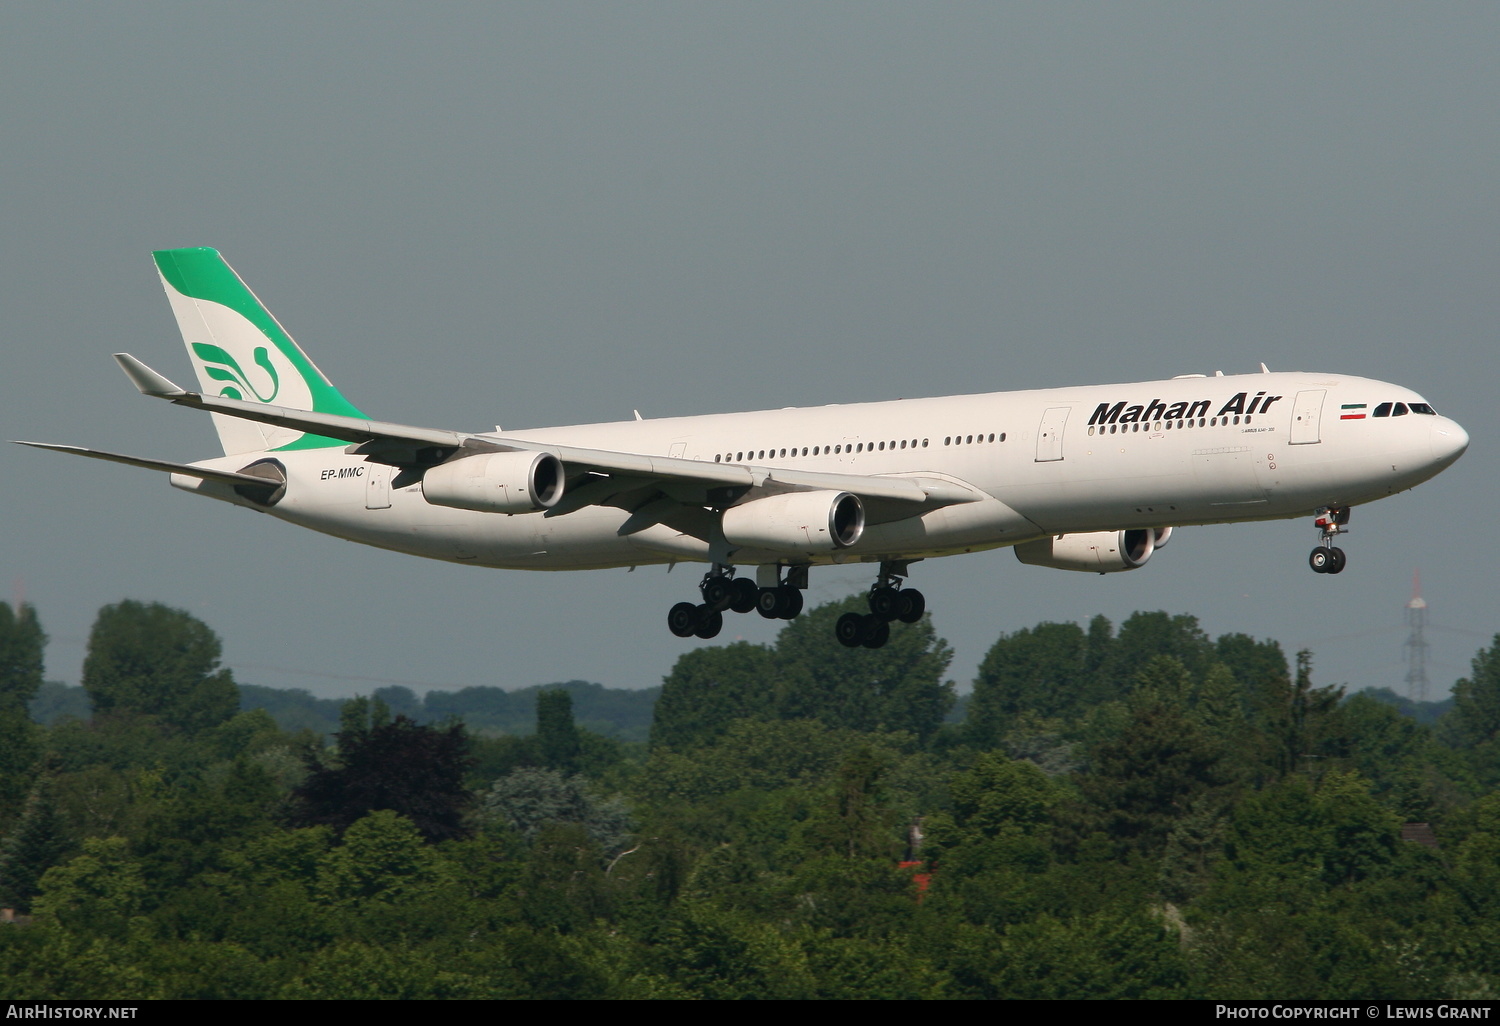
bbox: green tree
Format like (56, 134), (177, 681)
(968, 621), (1093, 745)
(651, 642), (775, 750)
(0, 602), (46, 815)
(1218, 772), (1400, 889)
(0, 601), (45, 712)
(773, 596), (954, 740)
(515, 822), (613, 934)
(1447, 636), (1500, 784)
(482, 767), (632, 853)
(291, 714), (473, 841)
(0, 774), (68, 913)
(1103, 611), (1216, 695)
(33, 837), (146, 939)
(536, 688), (580, 772)
(1076, 659), (1228, 855)
(314, 809), (437, 906)
(804, 747), (899, 860)
(81, 601), (237, 734)
(922, 753), (1060, 913)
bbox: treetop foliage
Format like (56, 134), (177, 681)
(82, 600), (237, 734)
(2, 596), (1499, 999)
(290, 710), (473, 843)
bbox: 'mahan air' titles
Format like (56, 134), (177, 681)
(1088, 391), (1285, 426)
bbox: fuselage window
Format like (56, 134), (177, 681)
(922, 439), (929, 447)
(944, 436), (951, 445)
(878, 441), (885, 451)
(1245, 416), (1252, 424)
(999, 433), (1006, 441)
(1233, 416), (1240, 425)
(714, 454), (721, 462)
(736, 452), (743, 461)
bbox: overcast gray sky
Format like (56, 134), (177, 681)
(3, 3), (1495, 701)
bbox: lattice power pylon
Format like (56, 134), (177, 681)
(1403, 570), (1430, 703)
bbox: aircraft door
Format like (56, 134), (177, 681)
(1035, 407), (1069, 462)
(1289, 390), (1326, 445)
(365, 463), (392, 509)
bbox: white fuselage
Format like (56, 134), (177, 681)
(174, 370), (1468, 573)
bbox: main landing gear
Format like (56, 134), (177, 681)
(835, 563), (926, 650)
(666, 561), (928, 650)
(666, 566), (804, 639)
(1308, 506), (1350, 575)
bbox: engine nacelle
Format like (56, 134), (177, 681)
(721, 490), (864, 553)
(421, 451), (565, 514)
(1014, 528), (1166, 573)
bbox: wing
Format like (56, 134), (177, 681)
(112, 353), (984, 532)
(14, 441), (284, 493)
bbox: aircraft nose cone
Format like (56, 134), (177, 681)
(1431, 418), (1469, 467)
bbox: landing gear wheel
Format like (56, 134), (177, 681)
(861, 617), (890, 649)
(693, 608), (723, 639)
(779, 587), (803, 619)
(868, 588), (901, 622)
(756, 588), (785, 619)
(757, 586), (803, 619)
(729, 578), (759, 614)
(668, 602), (701, 637)
(835, 612), (868, 648)
(1326, 547), (1347, 575)
(702, 577), (734, 611)
(1309, 548), (1331, 574)
(896, 589), (925, 623)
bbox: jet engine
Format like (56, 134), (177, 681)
(721, 490), (865, 553)
(1014, 527), (1172, 573)
(421, 451), (565, 514)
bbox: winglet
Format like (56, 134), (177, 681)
(113, 353), (189, 398)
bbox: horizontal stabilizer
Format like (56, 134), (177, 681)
(14, 441), (281, 489)
(114, 353), (189, 397)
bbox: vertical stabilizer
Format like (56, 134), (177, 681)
(152, 248), (366, 455)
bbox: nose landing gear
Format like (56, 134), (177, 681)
(1309, 506), (1350, 575)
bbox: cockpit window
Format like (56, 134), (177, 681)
(1392, 403), (1409, 416)
(1372, 402), (1392, 418)
(1409, 402), (1436, 415)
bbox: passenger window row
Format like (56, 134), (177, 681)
(944, 433), (1006, 445)
(713, 438), (933, 464)
(1087, 415), (1254, 436)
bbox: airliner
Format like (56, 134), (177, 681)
(21, 249), (1469, 649)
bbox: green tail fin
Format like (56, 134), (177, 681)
(153, 247), (366, 455)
